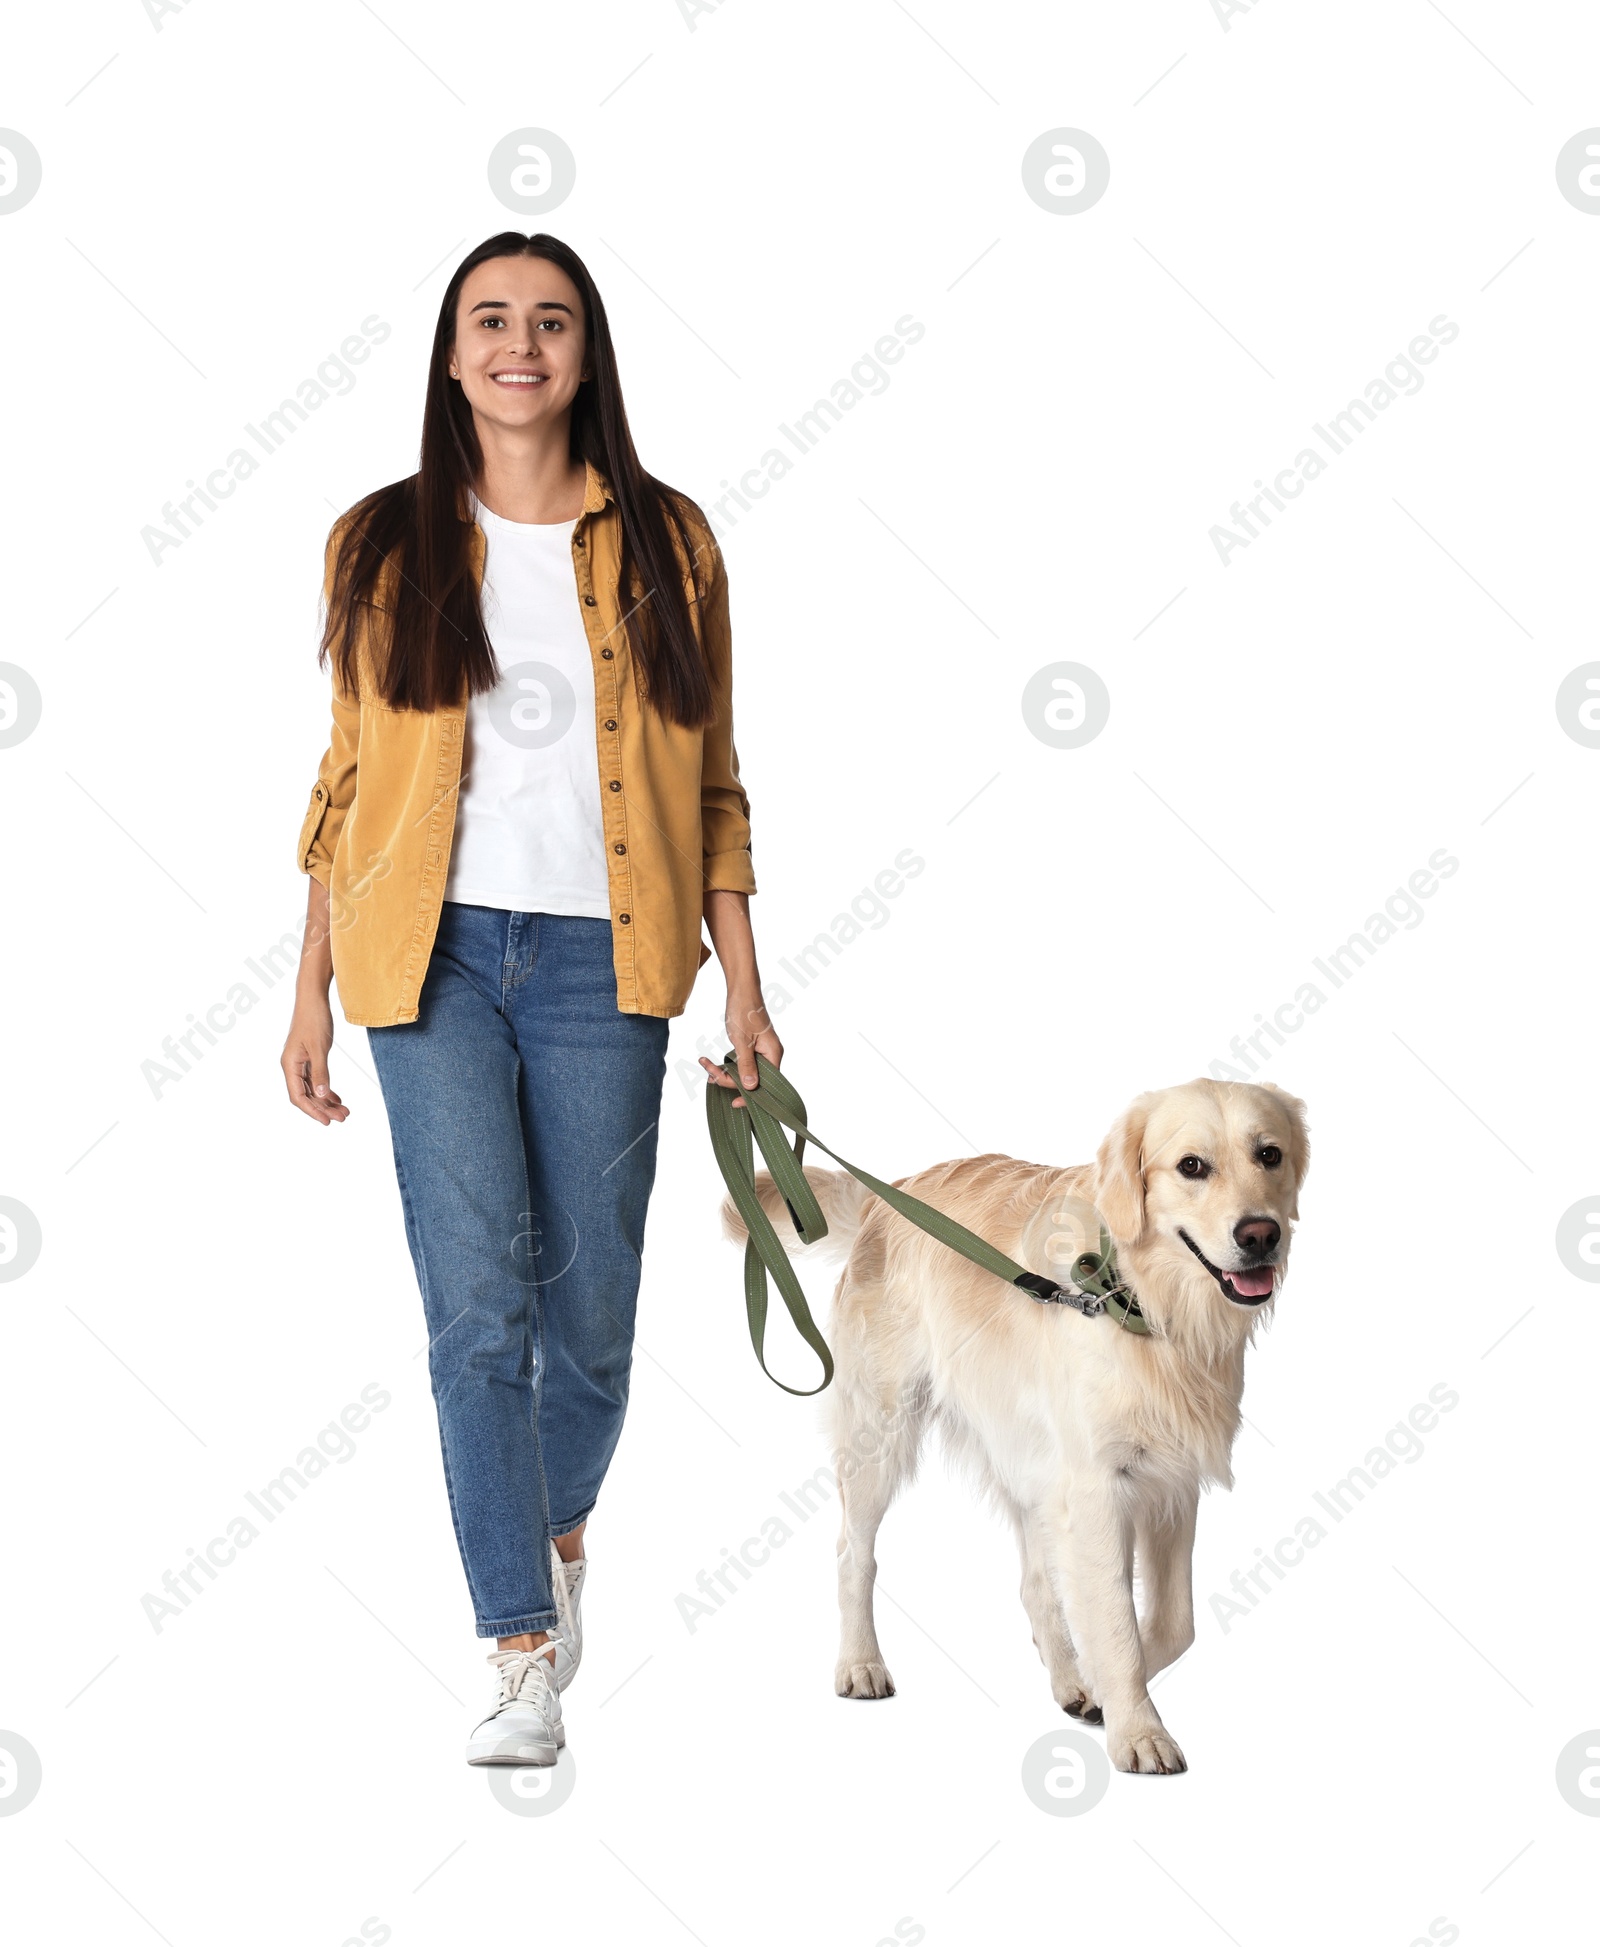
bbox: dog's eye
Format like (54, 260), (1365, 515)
(1257, 1145), (1283, 1169)
(1176, 1155), (1209, 1180)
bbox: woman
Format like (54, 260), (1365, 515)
(279, 231), (780, 1768)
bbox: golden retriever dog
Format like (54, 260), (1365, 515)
(722, 1078), (1309, 1775)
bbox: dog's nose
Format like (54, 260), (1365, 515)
(1234, 1217), (1280, 1256)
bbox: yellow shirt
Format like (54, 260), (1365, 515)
(296, 460), (756, 1025)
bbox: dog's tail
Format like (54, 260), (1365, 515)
(719, 1168), (873, 1260)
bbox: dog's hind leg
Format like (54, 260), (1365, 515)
(1013, 1504), (1099, 1719)
(829, 1363), (925, 1701)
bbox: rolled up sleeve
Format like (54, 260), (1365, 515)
(696, 534), (757, 896)
(296, 521), (361, 888)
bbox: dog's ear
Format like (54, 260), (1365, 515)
(1094, 1095), (1151, 1243)
(1259, 1082), (1310, 1218)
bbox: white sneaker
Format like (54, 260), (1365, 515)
(465, 1646), (564, 1766)
(548, 1546), (587, 1693)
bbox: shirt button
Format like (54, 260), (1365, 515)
(604, 719), (616, 731)
(584, 594), (597, 606)
(608, 780), (621, 792)
(613, 842), (626, 854)
(619, 913), (631, 924)
(600, 647), (613, 659)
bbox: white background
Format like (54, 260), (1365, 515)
(2, 2), (1596, 1942)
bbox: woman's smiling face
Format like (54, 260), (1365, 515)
(450, 255), (590, 431)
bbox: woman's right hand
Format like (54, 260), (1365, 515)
(281, 998), (349, 1125)
(282, 876), (349, 1125)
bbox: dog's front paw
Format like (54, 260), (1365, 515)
(1108, 1720), (1187, 1774)
(835, 1658), (896, 1699)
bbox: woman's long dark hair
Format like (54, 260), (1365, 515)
(320, 231), (716, 729)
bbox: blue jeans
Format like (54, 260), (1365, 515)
(366, 902), (670, 1638)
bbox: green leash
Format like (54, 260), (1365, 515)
(705, 1050), (1150, 1396)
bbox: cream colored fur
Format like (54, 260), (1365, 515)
(720, 1077), (1310, 1775)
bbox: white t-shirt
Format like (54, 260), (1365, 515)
(443, 498), (611, 917)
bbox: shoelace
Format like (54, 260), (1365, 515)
(486, 1647), (558, 1711)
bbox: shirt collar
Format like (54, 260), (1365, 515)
(582, 457), (614, 513)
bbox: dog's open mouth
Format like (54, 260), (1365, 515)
(1179, 1231), (1277, 1306)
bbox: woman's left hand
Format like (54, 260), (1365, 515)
(699, 984), (782, 1110)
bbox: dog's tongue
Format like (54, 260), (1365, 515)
(1227, 1267), (1276, 1299)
